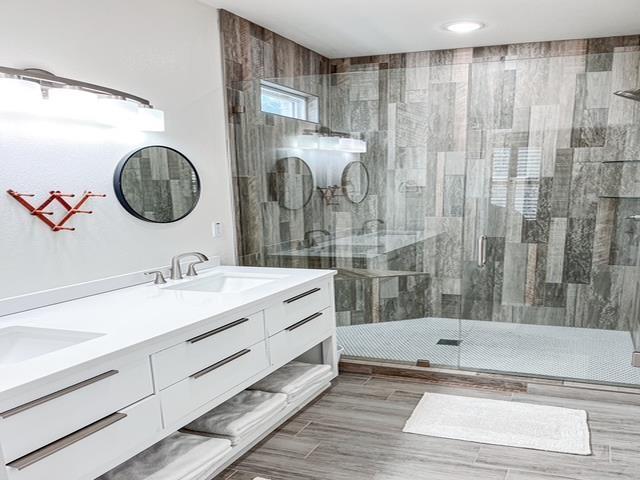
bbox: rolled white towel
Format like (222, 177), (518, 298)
(249, 362), (333, 402)
(183, 390), (287, 442)
(98, 432), (231, 480)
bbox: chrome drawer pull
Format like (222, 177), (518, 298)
(284, 287), (321, 304)
(7, 412), (127, 470)
(0, 370), (119, 419)
(286, 312), (323, 332)
(187, 317), (250, 344)
(191, 349), (251, 379)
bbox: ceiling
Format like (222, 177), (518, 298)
(201, 0), (640, 58)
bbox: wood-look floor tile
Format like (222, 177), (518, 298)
(297, 421), (482, 465)
(475, 444), (628, 480)
(236, 447), (377, 480)
(247, 432), (320, 459)
(216, 373), (640, 480)
(276, 416), (311, 436)
(527, 383), (640, 406)
(328, 380), (396, 400)
(295, 393), (415, 434)
(371, 458), (508, 480)
(379, 378), (515, 400)
(333, 373), (372, 386)
(505, 470), (579, 480)
(214, 468), (237, 479)
(221, 472), (257, 480)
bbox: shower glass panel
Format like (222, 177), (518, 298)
(228, 50), (640, 386)
(459, 52), (640, 386)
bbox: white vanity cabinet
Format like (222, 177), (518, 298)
(159, 341), (270, 427)
(269, 307), (334, 366)
(151, 310), (266, 391)
(0, 356), (154, 464)
(5, 396), (162, 480)
(0, 270), (337, 480)
(265, 281), (333, 336)
(265, 279), (335, 366)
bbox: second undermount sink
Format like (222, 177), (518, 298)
(164, 272), (288, 294)
(0, 326), (104, 365)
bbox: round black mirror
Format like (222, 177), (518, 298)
(342, 161), (369, 204)
(114, 146), (200, 223)
(274, 157), (314, 210)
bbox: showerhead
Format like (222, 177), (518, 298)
(614, 88), (640, 102)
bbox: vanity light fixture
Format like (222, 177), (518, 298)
(0, 66), (165, 132)
(0, 76), (42, 113)
(97, 96), (139, 128)
(443, 21), (485, 33)
(47, 87), (98, 122)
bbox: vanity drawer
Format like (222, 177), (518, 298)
(0, 357), (153, 463)
(152, 311), (265, 390)
(265, 281), (331, 336)
(269, 307), (334, 367)
(160, 341), (269, 427)
(5, 395), (162, 480)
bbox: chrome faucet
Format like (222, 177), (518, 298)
(170, 252), (209, 280)
(360, 219), (384, 235)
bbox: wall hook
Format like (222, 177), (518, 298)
(7, 189), (106, 232)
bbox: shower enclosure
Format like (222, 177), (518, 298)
(226, 49), (640, 387)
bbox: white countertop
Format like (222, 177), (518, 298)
(0, 266), (335, 401)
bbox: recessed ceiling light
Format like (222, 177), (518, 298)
(443, 21), (485, 33)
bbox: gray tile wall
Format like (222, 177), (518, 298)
(220, 10), (640, 336)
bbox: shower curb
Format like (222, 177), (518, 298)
(339, 358), (640, 402)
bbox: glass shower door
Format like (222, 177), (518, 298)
(459, 52), (640, 386)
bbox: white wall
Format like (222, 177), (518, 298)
(0, 0), (236, 298)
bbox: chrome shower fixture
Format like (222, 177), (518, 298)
(614, 88), (640, 102)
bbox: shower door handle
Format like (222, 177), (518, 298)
(477, 235), (487, 267)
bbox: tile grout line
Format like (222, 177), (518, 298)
(384, 388), (399, 401)
(294, 420), (312, 437)
(303, 440), (322, 459)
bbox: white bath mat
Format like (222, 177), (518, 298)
(402, 393), (591, 455)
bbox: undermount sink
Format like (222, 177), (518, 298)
(164, 272), (287, 294)
(0, 326), (104, 365)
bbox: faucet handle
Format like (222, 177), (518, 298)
(145, 270), (167, 285)
(186, 260), (205, 277)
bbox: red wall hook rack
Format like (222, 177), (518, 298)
(7, 189), (107, 232)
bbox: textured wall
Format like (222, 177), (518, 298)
(221, 10), (640, 334)
(220, 10), (331, 267)
(329, 38), (640, 332)
(0, 0), (235, 298)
